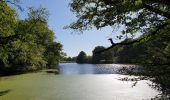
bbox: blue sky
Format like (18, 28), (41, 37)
(15, 0), (124, 57)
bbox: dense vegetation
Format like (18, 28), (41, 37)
(0, 1), (63, 75)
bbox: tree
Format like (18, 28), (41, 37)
(63, 56), (77, 62)
(0, 3), (64, 75)
(0, 1), (18, 71)
(76, 51), (87, 64)
(92, 46), (105, 64)
(45, 42), (63, 69)
(67, 0), (170, 52)
(0, 0), (23, 45)
(92, 46), (113, 64)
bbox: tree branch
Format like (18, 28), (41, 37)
(0, 0), (23, 11)
(95, 22), (169, 54)
(143, 4), (170, 19)
(6, 0), (23, 11)
(0, 19), (43, 45)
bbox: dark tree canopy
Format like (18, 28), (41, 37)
(92, 46), (105, 63)
(68, 0), (170, 52)
(76, 51), (87, 64)
(68, 0), (170, 30)
(92, 46), (113, 64)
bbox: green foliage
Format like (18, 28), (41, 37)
(0, 2), (17, 37)
(68, 0), (170, 39)
(0, 1), (17, 68)
(45, 42), (63, 69)
(0, 2), (63, 75)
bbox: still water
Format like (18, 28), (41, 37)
(59, 63), (136, 74)
(0, 63), (160, 100)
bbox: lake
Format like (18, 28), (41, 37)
(0, 63), (160, 100)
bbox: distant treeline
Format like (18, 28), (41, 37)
(63, 57), (77, 63)
(0, 2), (64, 75)
(67, 28), (170, 65)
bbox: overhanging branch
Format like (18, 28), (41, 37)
(0, 0), (23, 11)
(95, 22), (169, 54)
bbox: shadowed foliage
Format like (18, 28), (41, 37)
(0, 89), (11, 96)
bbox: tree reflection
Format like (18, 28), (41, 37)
(0, 89), (11, 96)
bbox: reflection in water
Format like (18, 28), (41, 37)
(59, 63), (137, 75)
(0, 89), (11, 96)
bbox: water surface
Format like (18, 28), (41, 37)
(0, 63), (160, 100)
(59, 63), (136, 74)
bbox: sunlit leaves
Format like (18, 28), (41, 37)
(68, 0), (170, 40)
(0, 2), (17, 66)
(0, 2), (17, 37)
(0, 3), (63, 73)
